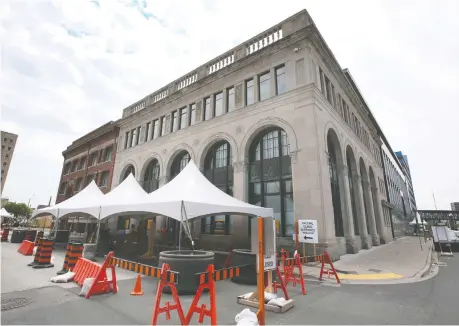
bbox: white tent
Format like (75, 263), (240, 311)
(1, 208), (14, 218)
(130, 160), (273, 221)
(409, 213), (427, 225)
(31, 181), (104, 219)
(98, 173), (150, 219)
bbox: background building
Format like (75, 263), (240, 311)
(381, 143), (412, 238)
(395, 151), (417, 212)
(451, 202), (459, 211)
(56, 121), (119, 204)
(1, 131), (18, 193)
(110, 10), (393, 257)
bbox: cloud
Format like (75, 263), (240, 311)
(1, 0), (458, 210)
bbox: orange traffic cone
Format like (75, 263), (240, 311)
(130, 274), (144, 296)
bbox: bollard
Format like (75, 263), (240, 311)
(35, 231), (44, 246)
(28, 237), (42, 267)
(68, 241), (84, 272)
(32, 238), (54, 269)
(1, 228), (10, 242)
(57, 243), (72, 275)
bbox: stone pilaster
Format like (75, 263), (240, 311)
(338, 163), (357, 254)
(362, 180), (380, 246)
(353, 173), (370, 249)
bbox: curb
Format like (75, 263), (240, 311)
(419, 243), (434, 278)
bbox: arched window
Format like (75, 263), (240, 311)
(248, 128), (293, 236)
(143, 159), (160, 193)
(170, 151), (190, 180)
(122, 165), (135, 182)
(327, 136), (344, 237)
(202, 141), (233, 235)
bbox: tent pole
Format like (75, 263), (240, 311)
(95, 206), (102, 246)
(53, 209), (60, 240)
(178, 201), (183, 251)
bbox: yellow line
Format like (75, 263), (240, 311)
(338, 273), (404, 280)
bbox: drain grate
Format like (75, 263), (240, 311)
(1, 298), (32, 311)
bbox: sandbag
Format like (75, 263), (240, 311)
(235, 308), (259, 326)
(50, 271), (75, 283)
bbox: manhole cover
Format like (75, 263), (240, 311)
(1, 298), (32, 311)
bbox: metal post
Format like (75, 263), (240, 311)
(257, 217), (265, 325)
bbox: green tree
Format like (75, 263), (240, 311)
(4, 202), (33, 218)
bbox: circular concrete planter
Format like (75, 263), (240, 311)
(159, 250), (214, 295)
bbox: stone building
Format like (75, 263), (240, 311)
(111, 10), (392, 257)
(1, 130), (18, 193)
(395, 151), (417, 212)
(57, 121), (119, 204)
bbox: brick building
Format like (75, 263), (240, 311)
(56, 121), (119, 204)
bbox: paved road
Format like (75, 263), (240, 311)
(1, 250), (457, 325)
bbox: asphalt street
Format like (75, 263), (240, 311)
(1, 252), (457, 325)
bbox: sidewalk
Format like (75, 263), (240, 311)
(302, 236), (433, 284)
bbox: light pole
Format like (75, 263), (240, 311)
(27, 194), (35, 208)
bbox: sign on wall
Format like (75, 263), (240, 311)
(295, 219), (318, 244)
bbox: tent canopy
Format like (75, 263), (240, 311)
(31, 181), (104, 219)
(409, 213), (427, 225)
(1, 207), (14, 218)
(127, 160), (273, 222)
(99, 173), (150, 219)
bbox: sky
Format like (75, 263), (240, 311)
(1, 0), (458, 210)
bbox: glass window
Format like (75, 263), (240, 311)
(75, 178), (82, 191)
(319, 68), (326, 96)
(246, 79), (254, 106)
(227, 87), (235, 112)
(275, 66), (286, 95)
(171, 151), (191, 179)
(179, 107), (187, 130)
(78, 157), (86, 170)
(214, 92), (223, 117)
(135, 126), (140, 145)
(103, 146), (113, 162)
(89, 152), (98, 166)
(143, 159), (160, 193)
(152, 119), (159, 139)
(202, 141), (233, 235)
(248, 128), (292, 236)
(100, 171), (109, 187)
(145, 122), (150, 142)
(171, 111), (177, 132)
(160, 116), (167, 136)
(124, 131), (129, 149)
(189, 103), (196, 126)
(259, 72), (271, 101)
(204, 97), (211, 121)
(130, 128), (136, 147)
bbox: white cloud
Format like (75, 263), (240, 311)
(1, 0), (458, 210)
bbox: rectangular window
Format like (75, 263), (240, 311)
(124, 131), (129, 149)
(189, 103), (196, 126)
(259, 72), (271, 101)
(214, 92), (223, 117)
(171, 111), (177, 133)
(204, 97), (211, 121)
(246, 79), (254, 106)
(227, 87), (235, 112)
(145, 122), (150, 142)
(160, 116), (167, 136)
(130, 128), (136, 147)
(319, 68), (326, 95)
(103, 146), (113, 162)
(75, 178), (82, 191)
(100, 171), (109, 187)
(78, 157), (86, 170)
(135, 126), (140, 145)
(152, 119), (159, 139)
(275, 65), (286, 95)
(89, 152), (98, 166)
(325, 77), (333, 103)
(179, 107), (187, 130)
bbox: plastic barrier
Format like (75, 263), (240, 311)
(152, 264), (186, 325)
(319, 252), (340, 284)
(17, 240), (35, 256)
(271, 266), (290, 300)
(33, 238), (54, 269)
(73, 252), (114, 299)
(57, 241), (84, 275)
(280, 252), (306, 295)
(28, 238), (42, 267)
(24, 231), (33, 242)
(1, 228), (10, 242)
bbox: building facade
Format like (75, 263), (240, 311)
(381, 143), (412, 238)
(395, 151), (417, 212)
(451, 202), (459, 211)
(56, 121), (119, 204)
(111, 10), (392, 257)
(1, 131), (18, 193)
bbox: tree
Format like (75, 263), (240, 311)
(4, 202), (33, 218)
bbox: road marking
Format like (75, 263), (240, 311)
(337, 273), (403, 280)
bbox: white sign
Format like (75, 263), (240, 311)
(256, 219), (277, 272)
(295, 219), (318, 244)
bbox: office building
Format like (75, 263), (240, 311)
(57, 121), (119, 204)
(395, 151), (417, 212)
(1, 131), (18, 193)
(451, 202), (459, 211)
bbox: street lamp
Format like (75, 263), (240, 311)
(27, 194), (35, 208)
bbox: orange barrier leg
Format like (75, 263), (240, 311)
(319, 252), (340, 284)
(151, 264), (186, 325)
(85, 251), (115, 299)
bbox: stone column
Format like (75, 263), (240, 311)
(372, 186), (387, 244)
(253, 75), (260, 103)
(362, 180), (380, 246)
(270, 68), (277, 97)
(337, 163), (357, 253)
(222, 88), (228, 114)
(353, 172), (370, 249)
(147, 121), (153, 141)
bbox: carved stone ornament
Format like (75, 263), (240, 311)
(236, 126), (242, 133)
(162, 149), (167, 154)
